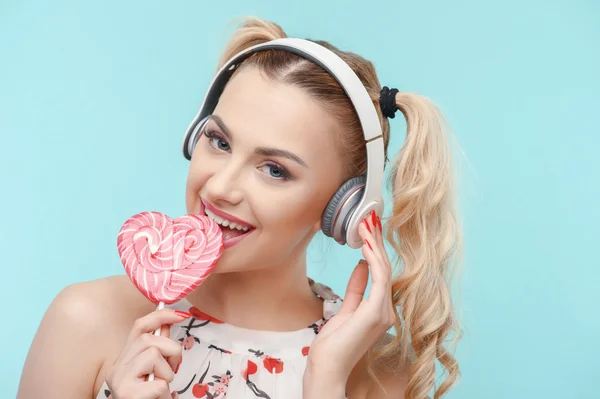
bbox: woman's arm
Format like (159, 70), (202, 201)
(17, 281), (113, 399)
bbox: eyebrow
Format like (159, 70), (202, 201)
(209, 114), (308, 168)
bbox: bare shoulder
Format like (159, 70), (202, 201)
(366, 333), (411, 399)
(47, 275), (155, 335)
(17, 275), (153, 399)
(64, 274), (155, 318)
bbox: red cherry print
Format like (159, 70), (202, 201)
(242, 360), (258, 380)
(302, 346), (310, 356)
(192, 383), (209, 398)
(263, 356), (284, 374)
(248, 360), (258, 375)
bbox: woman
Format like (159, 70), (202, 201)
(17, 17), (462, 399)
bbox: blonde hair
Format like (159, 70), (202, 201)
(213, 17), (463, 399)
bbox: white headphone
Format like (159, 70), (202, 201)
(182, 38), (385, 249)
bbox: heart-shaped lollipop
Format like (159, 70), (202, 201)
(117, 211), (224, 305)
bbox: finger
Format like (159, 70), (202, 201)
(375, 215), (392, 269)
(371, 211), (388, 266)
(132, 346), (175, 382)
(128, 309), (191, 343)
(358, 221), (384, 266)
(160, 324), (170, 338)
(374, 213), (383, 247)
(338, 260), (369, 314)
(362, 214), (392, 276)
(361, 240), (390, 305)
(361, 212), (380, 246)
(359, 221), (393, 307)
(369, 210), (380, 243)
(136, 379), (172, 399)
(362, 216), (395, 305)
(121, 333), (182, 372)
(361, 242), (386, 287)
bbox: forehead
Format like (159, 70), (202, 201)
(212, 67), (342, 168)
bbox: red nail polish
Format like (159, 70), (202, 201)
(174, 358), (182, 373)
(377, 217), (382, 233)
(371, 210), (377, 226)
(363, 218), (371, 233)
(365, 239), (373, 251)
(175, 310), (192, 319)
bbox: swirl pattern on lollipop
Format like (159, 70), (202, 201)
(117, 211), (223, 304)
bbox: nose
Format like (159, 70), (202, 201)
(203, 160), (244, 206)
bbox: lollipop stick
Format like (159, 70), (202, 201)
(147, 301), (165, 382)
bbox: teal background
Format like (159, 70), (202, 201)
(1, 0), (599, 397)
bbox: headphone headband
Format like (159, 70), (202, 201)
(182, 38), (385, 248)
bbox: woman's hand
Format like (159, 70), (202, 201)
(105, 309), (191, 399)
(304, 211), (396, 397)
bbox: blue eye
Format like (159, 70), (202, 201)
(204, 130), (230, 151)
(214, 138), (230, 151)
(262, 163), (290, 180)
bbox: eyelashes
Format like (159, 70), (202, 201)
(261, 162), (291, 180)
(203, 128), (292, 181)
(204, 129), (230, 152)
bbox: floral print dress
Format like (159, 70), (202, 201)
(97, 279), (342, 399)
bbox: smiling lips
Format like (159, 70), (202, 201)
(200, 199), (255, 249)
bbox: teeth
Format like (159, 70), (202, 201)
(204, 207), (251, 231)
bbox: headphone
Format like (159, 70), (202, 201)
(181, 38), (385, 249)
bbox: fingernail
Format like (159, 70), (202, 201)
(365, 239), (373, 251)
(371, 210), (377, 226)
(377, 217), (382, 232)
(174, 358), (182, 373)
(175, 310), (192, 319)
(362, 218), (371, 233)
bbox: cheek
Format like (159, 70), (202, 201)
(253, 183), (331, 232)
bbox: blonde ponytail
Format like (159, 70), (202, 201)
(384, 92), (462, 398)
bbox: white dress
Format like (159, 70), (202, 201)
(97, 279), (343, 399)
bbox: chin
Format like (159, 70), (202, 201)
(210, 250), (262, 274)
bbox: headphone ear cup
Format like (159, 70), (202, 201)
(321, 175), (366, 244)
(182, 117), (209, 160)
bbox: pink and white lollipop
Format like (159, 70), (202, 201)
(117, 211), (223, 380)
(118, 211), (223, 304)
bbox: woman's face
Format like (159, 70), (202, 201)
(185, 66), (346, 273)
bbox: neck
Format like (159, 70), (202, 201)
(186, 250), (324, 331)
